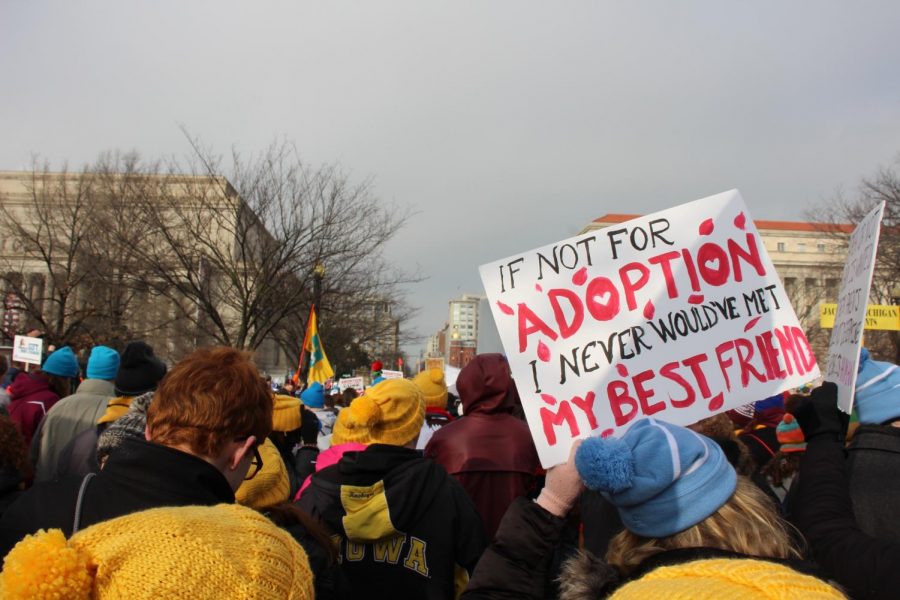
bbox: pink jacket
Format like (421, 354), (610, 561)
(295, 442), (367, 499)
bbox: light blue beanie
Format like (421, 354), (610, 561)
(86, 346), (120, 380)
(301, 382), (325, 409)
(575, 418), (737, 538)
(42, 346), (80, 378)
(855, 347), (900, 425)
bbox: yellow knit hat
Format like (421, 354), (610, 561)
(332, 379), (425, 446)
(610, 558), (844, 599)
(96, 396), (133, 425)
(272, 394), (302, 432)
(235, 438), (291, 510)
(0, 503), (313, 600)
(412, 369), (448, 409)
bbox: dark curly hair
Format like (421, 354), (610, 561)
(0, 414), (32, 480)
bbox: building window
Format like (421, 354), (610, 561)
(797, 243), (806, 252)
(804, 277), (818, 289)
(818, 243), (826, 253)
(777, 242), (785, 252)
(825, 278), (840, 299)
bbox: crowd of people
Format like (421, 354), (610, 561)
(0, 341), (897, 598)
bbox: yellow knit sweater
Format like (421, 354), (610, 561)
(611, 558), (845, 599)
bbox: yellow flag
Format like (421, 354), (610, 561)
(304, 307), (334, 384)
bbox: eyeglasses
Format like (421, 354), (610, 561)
(240, 441), (264, 480)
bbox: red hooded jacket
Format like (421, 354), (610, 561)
(425, 354), (539, 539)
(8, 372), (61, 448)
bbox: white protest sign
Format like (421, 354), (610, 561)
(338, 376), (365, 393)
(12, 335), (43, 366)
(381, 369), (404, 380)
(480, 190), (820, 466)
(825, 202), (885, 413)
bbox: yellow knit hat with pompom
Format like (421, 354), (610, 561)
(610, 558), (844, 599)
(412, 369), (448, 409)
(332, 379), (425, 446)
(1, 528), (92, 598)
(235, 438), (291, 510)
(1, 504), (313, 600)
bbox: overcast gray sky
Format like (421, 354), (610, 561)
(3, 1), (900, 357)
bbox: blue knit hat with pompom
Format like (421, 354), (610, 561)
(575, 418), (736, 538)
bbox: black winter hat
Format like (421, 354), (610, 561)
(300, 405), (321, 445)
(114, 341), (167, 396)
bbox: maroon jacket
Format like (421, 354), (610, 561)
(8, 373), (61, 449)
(425, 354), (539, 539)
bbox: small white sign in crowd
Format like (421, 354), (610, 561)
(337, 377), (365, 394)
(12, 335), (43, 366)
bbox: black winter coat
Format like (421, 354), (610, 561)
(465, 496), (836, 600)
(0, 437), (234, 557)
(0, 466), (24, 518)
(463, 496), (572, 599)
(794, 436), (900, 600)
(266, 510), (352, 600)
(292, 445), (319, 487)
(847, 424), (900, 542)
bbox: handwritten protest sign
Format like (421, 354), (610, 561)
(825, 202), (885, 413)
(480, 190), (820, 466)
(338, 376), (365, 393)
(381, 369), (404, 380)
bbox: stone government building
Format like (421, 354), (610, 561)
(0, 169), (291, 374)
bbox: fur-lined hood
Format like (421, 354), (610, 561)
(557, 550), (620, 600)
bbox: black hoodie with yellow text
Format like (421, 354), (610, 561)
(298, 444), (487, 599)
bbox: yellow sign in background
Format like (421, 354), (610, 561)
(820, 303), (900, 331)
(424, 357), (445, 372)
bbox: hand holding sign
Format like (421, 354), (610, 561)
(481, 190), (820, 466)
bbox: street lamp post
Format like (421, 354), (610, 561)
(313, 263), (325, 314)
(301, 263), (326, 385)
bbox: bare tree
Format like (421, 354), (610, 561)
(810, 155), (900, 362)
(86, 152), (197, 350)
(783, 279), (831, 361)
(126, 136), (418, 364)
(277, 292), (420, 379)
(0, 139), (418, 370)
(0, 161), (102, 346)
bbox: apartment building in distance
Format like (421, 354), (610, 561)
(447, 294), (481, 368)
(425, 328), (445, 359)
(580, 214), (852, 357)
(358, 297), (401, 368)
(422, 294), (482, 369)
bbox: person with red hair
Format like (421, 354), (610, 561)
(0, 346), (273, 558)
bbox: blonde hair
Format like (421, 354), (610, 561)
(607, 477), (802, 574)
